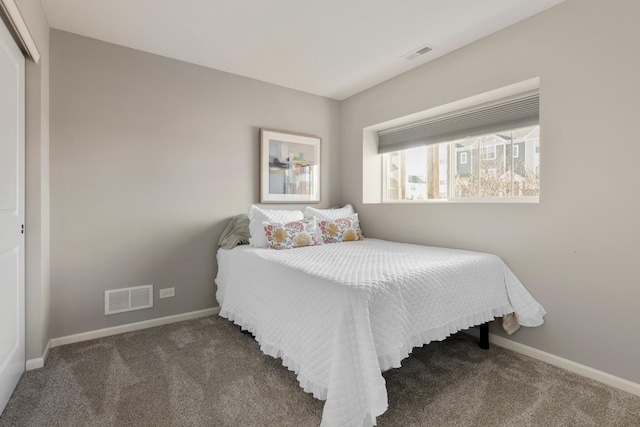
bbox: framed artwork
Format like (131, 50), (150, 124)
(260, 129), (321, 203)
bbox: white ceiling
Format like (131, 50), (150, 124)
(40, 0), (565, 100)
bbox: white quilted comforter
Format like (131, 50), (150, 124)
(215, 239), (546, 426)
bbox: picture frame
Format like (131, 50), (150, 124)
(260, 128), (321, 203)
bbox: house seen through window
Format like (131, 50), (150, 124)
(384, 125), (540, 201)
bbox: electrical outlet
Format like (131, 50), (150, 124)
(159, 287), (175, 299)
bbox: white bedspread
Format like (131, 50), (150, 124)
(215, 239), (546, 426)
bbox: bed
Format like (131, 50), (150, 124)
(215, 234), (546, 426)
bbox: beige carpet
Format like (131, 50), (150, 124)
(1, 316), (639, 426)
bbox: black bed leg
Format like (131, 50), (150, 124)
(479, 322), (490, 350)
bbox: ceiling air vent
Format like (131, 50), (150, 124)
(105, 284), (153, 315)
(402, 44), (436, 60)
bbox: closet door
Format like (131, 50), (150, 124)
(0, 14), (25, 414)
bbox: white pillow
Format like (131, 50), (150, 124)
(248, 205), (304, 248)
(304, 204), (355, 220)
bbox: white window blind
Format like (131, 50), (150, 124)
(377, 90), (539, 154)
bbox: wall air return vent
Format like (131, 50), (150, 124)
(402, 44), (436, 60)
(105, 285), (153, 315)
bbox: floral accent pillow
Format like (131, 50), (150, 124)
(317, 214), (363, 244)
(263, 218), (319, 250)
(248, 205), (303, 248)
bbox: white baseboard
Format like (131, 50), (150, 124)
(25, 339), (51, 371)
(488, 332), (640, 398)
(50, 307), (220, 349)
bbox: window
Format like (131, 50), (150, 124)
(365, 80), (540, 204)
(383, 125), (540, 202)
(482, 145), (496, 160)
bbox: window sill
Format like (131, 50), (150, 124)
(381, 196), (539, 204)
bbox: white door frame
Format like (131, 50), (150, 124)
(0, 6), (25, 414)
(0, 0), (40, 64)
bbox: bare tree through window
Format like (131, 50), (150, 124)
(385, 125), (539, 202)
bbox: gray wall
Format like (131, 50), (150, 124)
(16, 0), (50, 361)
(340, 0), (640, 384)
(50, 30), (341, 337)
